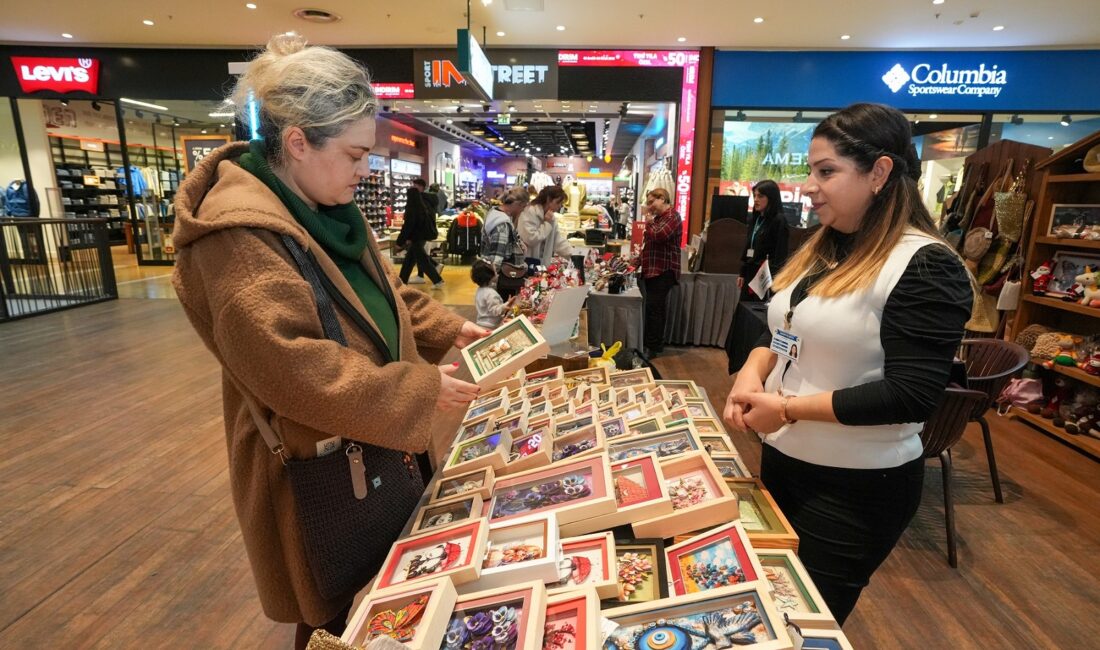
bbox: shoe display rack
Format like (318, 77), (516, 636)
(355, 171), (390, 232)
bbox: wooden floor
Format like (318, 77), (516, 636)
(2, 298), (1099, 648)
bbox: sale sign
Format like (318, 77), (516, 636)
(181, 135), (232, 173)
(11, 56), (100, 94)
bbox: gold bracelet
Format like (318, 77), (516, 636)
(780, 395), (798, 425)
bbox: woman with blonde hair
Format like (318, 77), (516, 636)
(723, 103), (972, 624)
(171, 34), (487, 647)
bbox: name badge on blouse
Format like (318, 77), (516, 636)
(746, 248), (755, 258)
(770, 328), (802, 362)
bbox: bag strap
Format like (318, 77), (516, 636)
(281, 234), (348, 346)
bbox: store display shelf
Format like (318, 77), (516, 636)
(1034, 236), (1100, 250)
(1012, 407), (1100, 461)
(1032, 358), (1100, 389)
(1022, 294), (1100, 317)
(1047, 172), (1100, 183)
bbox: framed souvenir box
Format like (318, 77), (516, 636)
(665, 408), (691, 423)
(441, 430), (513, 477)
(633, 452), (738, 539)
(644, 402), (670, 417)
(607, 424), (703, 462)
(668, 391), (687, 409)
(728, 480), (799, 551)
(525, 383), (550, 402)
(548, 532), (618, 599)
(665, 521), (765, 596)
(461, 315), (550, 387)
(464, 396), (508, 424)
(799, 628), (855, 650)
(565, 453), (673, 534)
(547, 385), (570, 405)
(494, 411), (529, 436)
(601, 582), (793, 650)
(565, 366), (611, 388)
(573, 402), (597, 418)
(550, 400), (575, 420)
(488, 454), (615, 528)
(543, 587), (600, 650)
(528, 399), (552, 420)
(618, 404), (646, 422)
(443, 581), (547, 650)
(600, 416), (628, 440)
(469, 513), (562, 592)
(554, 414), (597, 439)
(343, 577), (457, 649)
(471, 387), (509, 408)
(374, 518), (490, 590)
(712, 452), (753, 480)
(524, 366), (564, 388)
(1048, 203), (1100, 238)
(455, 412), (498, 445)
(502, 428), (553, 475)
(699, 433), (736, 455)
(683, 398), (717, 419)
(596, 404), (618, 420)
(596, 387), (616, 407)
(1046, 251), (1100, 298)
(431, 466), (495, 503)
(568, 384), (598, 405)
(504, 398), (531, 417)
(608, 539), (668, 606)
(691, 417), (727, 435)
(487, 370), (526, 394)
(411, 493), (484, 534)
(614, 387), (635, 409)
(754, 549), (836, 629)
(609, 367), (655, 388)
(656, 379), (702, 399)
(625, 415), (664, 437)
(646, 386), (668, 404)
(552, 425), (606, 464)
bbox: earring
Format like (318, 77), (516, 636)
(873, 186), (881, 195)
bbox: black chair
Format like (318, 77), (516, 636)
(920, 386), (988, 567)
(701, 218), (747, 275)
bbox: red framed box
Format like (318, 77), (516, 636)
(374, 518), (489, 591)
(343, 577), (456, 649)
(548, 532), (618, 599)
(664, 521), (765, 596)
(442, 580), (548, 650)
(488, 454), (614, 529)
(562, 452), (672, 535)
(632, 451), (738, 539)
(543, 587), (600, 650)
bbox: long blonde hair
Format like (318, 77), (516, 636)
(773, 104), (949, 297)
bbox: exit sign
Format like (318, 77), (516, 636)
(496, 113), (511, 125)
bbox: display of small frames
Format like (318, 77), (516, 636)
(411, 493), (484, 534)
(609, 367), (655, 389)
(488, 454), (615, 529)
(464, 396), (508, 424)
(528, 399), (552, 420)
(572, 402), (596, 418)
(342, 577), (458, 649)
(471, 512), (562, 592)
(799, 628), (855, 650)
(601, 581), (793, 650)
(550, 400), (576, 420)
(548, 532), (618, 599)
(442, 430), (513, 477)
(699, 433), (736, 455)
(711, 452), (752, 480)
(691, 417), (727, 435)
(655, 379), (702, 399)
(727, 480), (799, 551)
(554, 414), (597, 439)
(431, 466), (495, 503)
(523, 366), (564, 388)
(441, 580), (548, 650)
(754, 548), (836, 629)
(633, 451), (738, 539)
(505, 398), (531, 417)
(570, 452), (673, 533)
(626, 416), (664, 437)
(374, 518), (490, 590)
(614, 387), (635, 409)
(564, 366), (611, 388)
(461, 315), (550, 386)
(503, 428), (553, 475)
(494, 411), (529, 436)
(600, 416), (628, 440)
(552, 424), (606, 464)
(455, 412), (498, 445)
(543, 588), (600, 650)
(665, 521), (765, 596)
(596, 387), (616, 407)
(607, 539), (668, 606)
(607, 424), (703, 462)
(683, 397), (717, 419)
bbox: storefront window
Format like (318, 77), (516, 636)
(0, 100), (28, 214)
(989, 113), (1100, 151)
(909, 113), (983, 221)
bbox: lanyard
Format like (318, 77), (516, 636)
(749, 217), (765, 249)
(779, 267), (829, 385)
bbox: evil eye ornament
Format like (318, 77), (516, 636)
(631, 622), (709, 650)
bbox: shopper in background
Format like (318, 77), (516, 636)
(171, 34), (487, 649)
(429, 182), (449, 212)
(638, 187), (682, 357)
(481, 187), (530, 300)
(738, 179), (789, 301)
(517, 185), (571, 265)
(472, 259), (514, 328)
(399, 179), (444, 288)
(723, 103), (973, 624)
(612, 197), (632, 239)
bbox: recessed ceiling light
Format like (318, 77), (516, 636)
(121, 98), (168, 110)
(61, 33), (73, 39)
(142, 19), (155, 26)
(840, 34), (851, 40)
(753, 17), (764, 24)
(556, 25), (566, 31)
(677, 37), (686, 42)
(928, 114), (939, 119)
(992, 25), (1005, 31)
(1048, 136), (1054, 140)
(446, 118), (453, 124)
(219, 124), (226, 128)
(201, 129), (207, 134)
(246, 2), (257, 8)
(496, 31), (506, 37)
(933, 0), (944, 4)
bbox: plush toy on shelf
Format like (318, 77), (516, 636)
(1062, 388), (1100, 436)
(1042, 335), (1083, 369)
(1031, 259), (1054, 295)
(1084, 350), (1100, 376)
(1039, 377), (1074, 419)
(1073, 266), (1100, 307)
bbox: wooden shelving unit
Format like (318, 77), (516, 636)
(1012, 128), (1100, 461)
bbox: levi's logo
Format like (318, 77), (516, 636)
(11, 56), (100, 94)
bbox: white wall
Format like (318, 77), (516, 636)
(0, 102), (28, 193)
(17, 100), (56, 217)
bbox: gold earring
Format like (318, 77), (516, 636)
(873, 186), (881, 195)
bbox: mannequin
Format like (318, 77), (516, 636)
(564, 180), (586, 215)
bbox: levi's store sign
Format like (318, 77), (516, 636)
(12, 56), (100, 94)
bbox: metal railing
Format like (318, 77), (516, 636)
(0, 217), (118, 322)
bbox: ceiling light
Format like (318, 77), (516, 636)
(446, 119), (453, 124)
(992, 25), (1005, 31)
(928, 113), (938, 119)
(1061, 114), (1072, 126)
(677, 37), (686, 43)
(933, 0), (944, 4)
(219, 124), (226, 128)
(509, 106), (517, 112)
(121, 98), (168, 110)
(246, 2), (257, 8)
(201, 129), (207, 134)
(753, 17), (764, 24)
(496, 31), (506, 37)
(470, 129), (485, 136)
(208, 111), (235, 117)
(840, 34), (851, 40)
(1048, 136), (1055, 140)
(61, 33), (73, 39)
(482, 0), (492, 5)
(556, 25), (566, 31)
(143, 19), (155, 26)
(512, 124), (528, 132)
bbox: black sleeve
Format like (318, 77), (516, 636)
(832, 245), (973, 426)
(768, 220), (790, 274)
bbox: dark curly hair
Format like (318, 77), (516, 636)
(471, 259), (496, 287)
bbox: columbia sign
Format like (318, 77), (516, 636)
(882, 62), (1007, 98)
(11, 56), (100, 94)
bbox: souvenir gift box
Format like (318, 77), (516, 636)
(625, 415), (664, 437)
(599, 415), (628, 440)
(461, 315), (550, 386)
(754, 548), (837, 629)
(564, 453), (672, 534)
(441, 430), (513, 477)
(523, 366), (565, 389)
(726, 480), (799, 551)
(551, 425), (606, 464)
(712, 452), (753, 480)
(799, 628), (855, 650)
(374, 518), (490, 591)
(501, 427), (553, 475)
(342, 577), (457, 650)
(543, 588), (601, 650)
(463, 395), (509, 426)
(564, 366), (611, 388)
(665, 521), (765, 596)
(455, 412), (498, 445)
(607, 424), (704, 462)
(440, 580), (548, 650)
(430, 466), (494, 503)
(411, 493), (484, 534)
(655, 379), (702, 400)
(699, 432), (737, 455)
(601, 582), (793, 650)
(488, 454), (615, 532)
(464, 512), (562, 592)
(632, 451), (738, 539)
(548, 532), (618, 599)
(609, 367), (655, 389)
(608, 539), (668, 606)
(494, 411), (529, 437)
(554, 414), (598, 439)
(690, 416), (727, 435)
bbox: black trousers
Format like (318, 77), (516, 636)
(399, 240), (442, 284)
(760, 444), (924, 625)
(640, 270), (676, 352)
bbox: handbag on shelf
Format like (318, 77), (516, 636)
(996, 378), (1044, 415)
(238, 234), (425, 601)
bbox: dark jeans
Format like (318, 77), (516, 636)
(399, 240), (442, 284)
(615, 223), (628, 239)
(760, 444), (924, 625)
(640, 270), (676, 352)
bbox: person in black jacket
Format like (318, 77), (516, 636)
(739, 179), (789, 301)
(398, 182), (444, 287)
